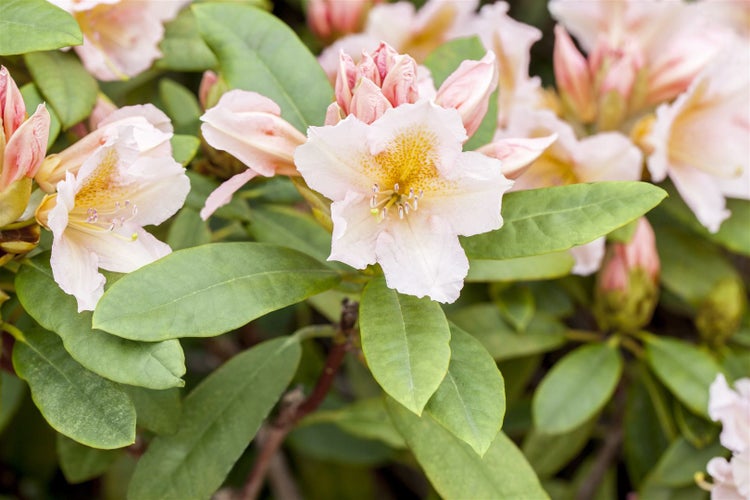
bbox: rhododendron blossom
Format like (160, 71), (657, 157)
(295, 100), (513, 302)
(34, 117), (189, 311)
(48, 0), (188, 81)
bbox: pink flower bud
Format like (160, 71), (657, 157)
(1, 104), (50, 191)
(379, 53), (420, 107)
(335, 52), (359, 114)
(0, 66), (26, 139)
(553, 26), (595, 123)
(435, 51), (498, 137)
(308, 0), (377, 41)
(594, 217), (660, 332)
(199, 71), (219, 110)
(350, 78), (392, 124)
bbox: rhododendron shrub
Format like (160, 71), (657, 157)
(0, 1), (747, 499)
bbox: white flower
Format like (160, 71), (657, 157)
(709, 374), (750, 454)
(35, 126), (190, 311)
(294, 100), (513, 303)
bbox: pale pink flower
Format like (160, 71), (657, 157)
(454, 1), (543, 128)
(709, 374), (750, 454)
(499, 109), (643, 274)
(646, 45), (750, 233)
(34, 124), (189, 312)
(199, 90), (306, 220)
(704, 453), (750, 500)
(0, 67), (50, 192)
(549, 0), (734, 108)
(48, 0), (189, 81)
(699, 0), (750, 38)
(308, 0), (380, 41)
(36, 104), (173, 192)
(295, 100), (513, 303)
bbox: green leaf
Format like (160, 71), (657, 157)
(12, 328), (136, 449)
(466, 252), (574, 282)
(20, 83), (61, 147)
(170, 134), (201, 167)
(533, 343), (623, 434)
(24, 51), (97, 129)
(166, 207), (211, 250)
(492, 284), (535, 332)
(159, 79), (202, 136)
(425, 325), (505, 456)
(523, 419), (596, 477)
(359, 278), (451, 415)
(57, 433), (120, 483)
(123, 386), (182, 436)
(649, 438), (726, 487)
(193, 3), (333, 131)
(156, 7), (218, 71)
(643, 335), (722, 418)
(93, 242), (340, 340)
(387, 397), (548, 500)
(0, 372), (26, 433)
(0, 0), (81, 55)
(461, 182), (667, 260)
(15, 257), (185, 390)
(127, 337), (301, 500)
(449, 304), (566, 360)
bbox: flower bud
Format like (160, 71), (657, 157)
(0, 66), (25, 139)
(435, 51), (498, 137)
(553, 25), (596, 123)
(696, 276), (747, 347)
(594, 218), (660, 332)
(308, 0), (377, 42)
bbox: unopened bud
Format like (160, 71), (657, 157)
(553, 26), (595, 123)
(696, 277), (746, 347)
(594, 218), (660, 332)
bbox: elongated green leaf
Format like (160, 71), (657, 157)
(193, 3), (333, 131)
(649, 438), (725, 488)
(387, 397), (548, 499)
(123, 386), (182, 436)
(157, 7), (217, 71)
(159, 79), (201, 136)
(170, 134), (201, 167)
(0, 0), (81, 55)
(15, 258), (185, 390)
(360, 278), (451, 415)
(12, 329), (136, 449)
(127, 337), (301, 500)
(523, 419), (596, 477)
(93, 242), (340, 341)
(466, 252), (574, 282)
(449, 304), (566, 360)
(425, 325), (505, 456)
(24, 51), (97, 129)
(644, 335), (722, 418)
(533, 343), (622, 434)
(462, 182), (667, 259)
(57, 434), (120, 483)
(0, 372), (25, 433)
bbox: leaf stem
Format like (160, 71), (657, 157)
(240, 299), (358, 500)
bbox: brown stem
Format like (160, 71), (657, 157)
(240, 299), (358, 500)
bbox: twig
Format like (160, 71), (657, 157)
(240, 299), (358, 500)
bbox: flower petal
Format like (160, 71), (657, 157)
(570, 237), (605, 276)
(375, 214), (468, 303)
(328, 191), (379, 269)
(50, 230), (106, 312)
(200, 169), (259, 220)
(670, 164), (730, 233)
(82, 224), (171, 274)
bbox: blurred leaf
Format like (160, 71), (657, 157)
(492, 284), (535, 332)
(171, 134), (201, 166)
(123, 386), (182, 436)
(20, 83), (61, 147)
(466, 252), (574, 282)
(387, 397), (548, 499)
(193, 3), (333, 131)
(12, 328), (136, 449)
(643, 335), (722, 418)
(157, 7), (218, 71)
(674, 401), (719, 448)
(128, 337), (300, 500)
(499, 355), (542, 402)
(93, 242), (341, 340)
(639, 481), (708, 500)
(289, 422), (394, 465)
(16, 257), (186, 389)
(649, 438), (726, 487)
(166, 207), (212, 250)
(159, 79), (202, 135)
(523, 418), (596, 477)
(462, 182), (667, 260)
(449, 304), (566, 360)
(301, 398), (406, 449)
(0, 372), (26, 433)
(425, 325), (505, 456)
(0, 0), (81, 55)
(359, 277), (450, 415)
(533, 343), (622, 434)
(57, 433), (120, 483)
(624, 365), (672, 488)
(24, 51), (97, 129)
